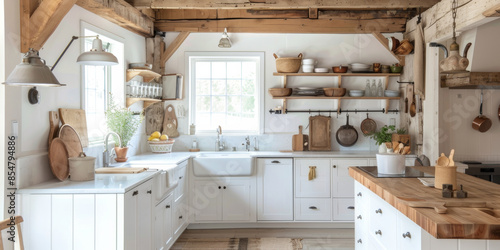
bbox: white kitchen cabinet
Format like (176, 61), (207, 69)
(332, 198), (355, 221)
(295, 198), (332, 221)
(332, 159), (369, 197)
(257, 158), (293, 221)
(175, 161), (188, 202)
(191, 178), (256, 222)
(154, 194), (173, 250)
(124, 178), (153, 250)
(295, 159), (331, 198)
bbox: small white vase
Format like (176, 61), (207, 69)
(378, 143), (387, 153)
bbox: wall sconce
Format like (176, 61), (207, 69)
(218, 28), (232, 48)
(3, 35), (118, 104)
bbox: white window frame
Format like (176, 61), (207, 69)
(80, 21), (125, 145)
(186, 52), (265, 135)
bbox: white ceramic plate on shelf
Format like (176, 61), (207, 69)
(314, 68), (329, 73)
(384, 90), (400, 97)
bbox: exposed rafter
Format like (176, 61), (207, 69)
(148, 0), (440, 9)
(76, 0), (154, 37)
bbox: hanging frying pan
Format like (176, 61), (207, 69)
(336, 114), (358, 147)
(472, 90), (492, 133)
(360, 113), (377, 135)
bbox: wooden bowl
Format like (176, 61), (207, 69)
(324, 88), (346, 97)
(394, 39), (413, 55)
(332, 66), (348, 73)
(268, 88), (292, 97)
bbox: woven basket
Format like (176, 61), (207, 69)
(148, 139), (175, 153)
(274, 53), (302, 73)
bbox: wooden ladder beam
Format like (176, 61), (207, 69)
(161, 31), (190, 66)
(21, 0), (77, 52)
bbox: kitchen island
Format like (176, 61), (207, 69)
(349, 166), (500, 249)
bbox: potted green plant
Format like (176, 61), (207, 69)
(370, 125), (398, 153)
(105, 94), (143, 161)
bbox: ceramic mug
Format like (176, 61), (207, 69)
(302, 65), (314, 73)
(302, 59), (317, 65)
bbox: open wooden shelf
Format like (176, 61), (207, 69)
(272, 96), (400, 100)
(273, 72), (401, 77)
(126, 69), (162, 83)
(126, 97), (162, 109)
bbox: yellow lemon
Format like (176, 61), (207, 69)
(151, 138), (160, 142)
(151, 131), (161, 138)
(147, 136), (154, 141)
(160, 134), (169, 141)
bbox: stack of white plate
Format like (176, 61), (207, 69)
(349, 63), (371, 73)
(314, 68), (329, 73)
(349, 90), (365, 97)
(384, 90), (399, 97)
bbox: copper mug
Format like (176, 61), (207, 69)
(373, 63), (381, 73)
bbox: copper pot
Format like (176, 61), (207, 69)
(472, 91), (492, 133)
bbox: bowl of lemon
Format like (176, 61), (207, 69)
(147, 131), (175, 153)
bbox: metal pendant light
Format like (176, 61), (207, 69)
(218, 28), (232, 48)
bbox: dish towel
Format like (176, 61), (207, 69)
(413, 22), (426, 100)
(308, 166), (316, 181)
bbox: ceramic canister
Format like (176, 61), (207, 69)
(69, 152), (96, 181)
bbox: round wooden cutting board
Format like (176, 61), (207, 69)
(59, 124), (83, 158)
(49, 138), (70, 181)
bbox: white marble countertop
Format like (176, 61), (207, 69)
(18, 150), (416, 194)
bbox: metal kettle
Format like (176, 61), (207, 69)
(430, 42), (472, 72)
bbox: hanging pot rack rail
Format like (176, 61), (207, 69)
(269, 108), (399, 115)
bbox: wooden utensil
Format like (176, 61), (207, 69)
(449, 149), (455, 166)
(404, 98), (408, 113)
(410, 93), (416, 117)
(402, 146), (411, 155)
(48, 111), (60, 148)
(95, 167), (147, 174)
(163, 104), (179, 138)
(59, 108), (89, 147)
(360, 113), (377, 135)
(292, 125), (308, 151)
(49, 138), (70, 181)
(309, 115), (331, 151)
(59, 124), (83, 158)
(437, 153), (450, 167)
(145, 102), (164, 135)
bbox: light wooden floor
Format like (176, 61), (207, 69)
(173, 228), (355, 249)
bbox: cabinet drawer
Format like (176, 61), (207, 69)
(261, 158), (293, 165)
(333, 198), (355, 221)
(397, 212), (421, 250)
(354, 182), (370, 216)
(369, 194), (397, 249)
(295, 159), (331, 198)
(294, 198), (331, 221)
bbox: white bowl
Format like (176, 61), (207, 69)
(302, 65), (314, 73)
(302, 59), (317, 65)
(349, 90), (365, 97)
(314, 68), (329, 73)
(384, 90), (400, 97)
(376, 153), (405, 175)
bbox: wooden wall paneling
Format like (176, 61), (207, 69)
(155, 18), (407, 33)
(96, 194), (118, 250)
(76, 0), (154, 37)
(73, 194), (95, 250)
(151, 0), (440, 9)
(161, 31), (190, 66)
(405, 0), (500, 42)
(51, 195), (73, 250)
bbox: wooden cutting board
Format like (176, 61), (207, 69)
(49, 138), (70, 181)
(163, 104), (179, 138)
(95, 167), (147, 174)
(145, 102), (164, 135)
(292, 125), (309, 151)
(59, 124), (83, 158)
(309, 115), (331, 151)
(48, 111), (60, 148)
(59, 108), (88, 147)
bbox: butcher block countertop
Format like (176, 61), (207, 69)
(349, 166), (500, 239)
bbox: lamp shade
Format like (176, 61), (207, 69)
(77, 37), (118, 65)
(218, 28), (232, 48)
(3, 49), (64, 87)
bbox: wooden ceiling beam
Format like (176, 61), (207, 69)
(150, 0), (440, 9)
(21, 0), (77, 53)
(76, 0), (154, 37)
(155, 18), (406, 33)
(161, 31), (190, 68)
(483, 3), (500, 17)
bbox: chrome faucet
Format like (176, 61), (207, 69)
(253, 137), (259, 151)
(215, 126), (225, 151)
(103, 132), (121, 167)
(242, 136), (251, 151)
